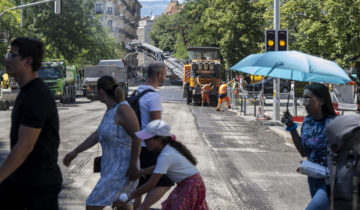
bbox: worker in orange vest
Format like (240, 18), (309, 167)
(217, 79), (235, 111)
(201, 81), (214, 106)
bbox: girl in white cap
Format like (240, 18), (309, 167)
(113, 119), (208, 210)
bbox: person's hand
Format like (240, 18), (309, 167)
(112, 199), (127, 209)
(281, 110), (294, 127)
(126, 165), (141, 181)
(63, 150), (78, 167)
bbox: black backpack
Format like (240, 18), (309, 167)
(126, 89), (156, 126)
(326, 114), (360, 210)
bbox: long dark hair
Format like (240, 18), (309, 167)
(97, 75), (124, 102)
(158, 136), (197, 166)
(304, 83), (336, 118)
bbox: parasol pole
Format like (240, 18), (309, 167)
(286, 70), (293, 112)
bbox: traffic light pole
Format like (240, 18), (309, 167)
(273, 0), (281, 121)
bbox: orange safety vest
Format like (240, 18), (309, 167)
(219, 84), (227, 94)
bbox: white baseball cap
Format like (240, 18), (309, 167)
(135, 120), (172, 140)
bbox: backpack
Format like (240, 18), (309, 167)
(326, 114), (360, 210)
(126, 89), (156, 126)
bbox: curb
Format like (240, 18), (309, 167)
(268, 126), (293, 145)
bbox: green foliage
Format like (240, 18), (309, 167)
(0, 0), (22, 69)
(1, 0), (118, 69)
(22, 0), (117, 64)
(324, 0), (360, 70)
(149, 0), (265, 71)
(149, 0), (217, 54)
(173, 34), (188, 59)
(279, 0), (360, 72)
(202, 0), (266, 69)
(149, 14), (179, 52)
(178, 0), (217, 47)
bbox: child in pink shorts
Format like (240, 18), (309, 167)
(114, 120), (208, 210)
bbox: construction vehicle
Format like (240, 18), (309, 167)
(0, 73), (19, 111)
(39, 60), (77, 103)
(82, 65), (128, 100)
(183, 47), (221, 106)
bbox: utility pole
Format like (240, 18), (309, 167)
(273, 0), (281, 121)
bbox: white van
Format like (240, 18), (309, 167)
(98, 60), (125, 68)
(97, 60), (128, 97)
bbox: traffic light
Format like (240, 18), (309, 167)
(265, 30), (275, 51)
(54, 0), (61, 14)
(278, 29), (288, 51)
(265, 30), (275, 52)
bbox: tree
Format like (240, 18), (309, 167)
(279, 0), (360, 108)
(20, 0), (117, 64)
(0, 0), (21, 69)
(324, 0), (360, 107)
(173, 34), (188, 59)
(202, 0), (266, 69)
(149, 14), (179, 52)
(280, 0), (332, 56)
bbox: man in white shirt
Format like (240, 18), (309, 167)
(134, 62), (175, 209)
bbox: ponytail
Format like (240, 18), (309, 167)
(113, 85), (125, 103)
(160, 136), (197, 165)
(97, 76), (125, 103)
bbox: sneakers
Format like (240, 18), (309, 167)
(216, 109), (220, 111)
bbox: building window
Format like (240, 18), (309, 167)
(108, 20), (112, 27)
(95, 3), (103, 14)
(107, 7), (113, 14)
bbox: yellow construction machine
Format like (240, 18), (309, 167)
(0, 73), (19, 110)
(183, 47), (221, 106)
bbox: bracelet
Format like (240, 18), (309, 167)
(286, 123), (298, 132)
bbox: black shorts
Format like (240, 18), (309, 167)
(138, 146), (174, 187)
(219, 94), (228, 99)
(0, 177), (61, 210)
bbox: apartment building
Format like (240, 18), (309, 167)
(136, 15), (160, 66)
(95, 0), (142, 72)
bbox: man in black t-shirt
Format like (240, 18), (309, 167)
(0, 37), (62, 210)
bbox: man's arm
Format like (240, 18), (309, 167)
(149, 111), (161, 121)
(0, 125), (41, 183)
(227, 79), (235, 86)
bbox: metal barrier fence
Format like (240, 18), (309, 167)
(227, 86), (303, 119)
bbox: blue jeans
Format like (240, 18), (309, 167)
(305, 177), (329, 210)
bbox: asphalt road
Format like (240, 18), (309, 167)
(0, 81), (310, 209)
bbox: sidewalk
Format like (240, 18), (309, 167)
(226, 99), (359, 146)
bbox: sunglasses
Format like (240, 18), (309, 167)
(5, 52), (21, 60)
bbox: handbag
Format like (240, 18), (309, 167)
(93, 156), (101, 173)
(93, 144), (101, 173)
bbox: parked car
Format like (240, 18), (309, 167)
(246, 78), (291, 94)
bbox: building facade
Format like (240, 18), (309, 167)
(136, 15), (159, 66)
(163, 0), (181, 15)
(95, 0), (142, 76)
